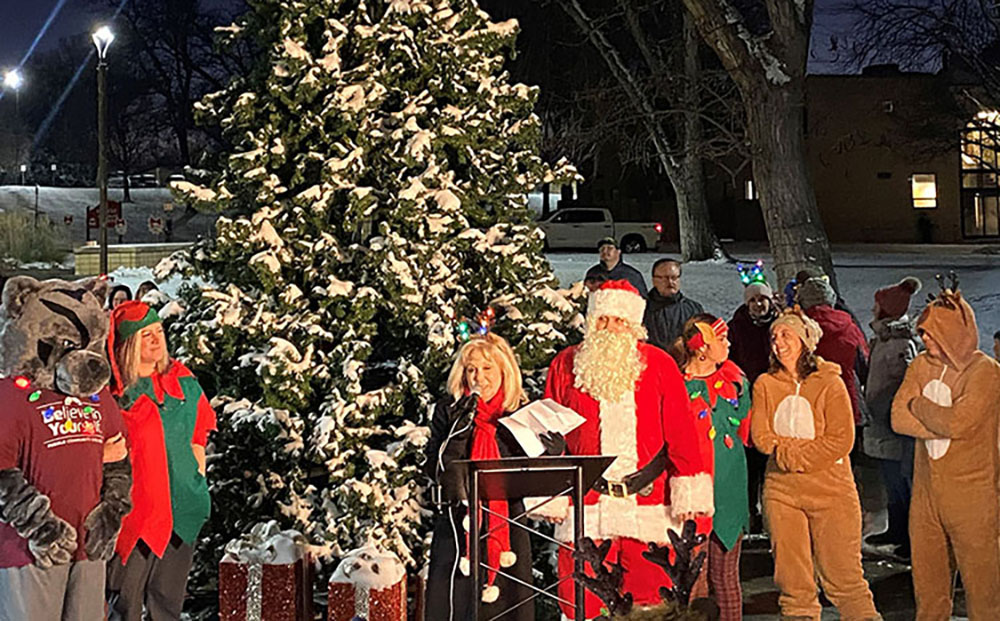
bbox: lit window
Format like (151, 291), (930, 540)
(744, 179), (758, 200)
(911, 173), (937, 209)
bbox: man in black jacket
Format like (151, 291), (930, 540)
(584, 238), (647, 297)
(643, 258), (704, 351)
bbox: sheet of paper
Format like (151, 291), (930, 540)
(499, 399), (587, 457)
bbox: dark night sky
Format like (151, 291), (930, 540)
(0, 0), (872, 76)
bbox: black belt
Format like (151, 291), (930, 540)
(593, 446), (668, 498)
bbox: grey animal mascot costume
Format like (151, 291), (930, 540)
(0, 276), (131, 620)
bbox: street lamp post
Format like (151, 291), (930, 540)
(4, 69), (23, 185)
(93, 26), (114, 275)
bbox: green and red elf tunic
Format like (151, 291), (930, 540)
(107, 301), (217, 562)
(684, 360), (751, 550)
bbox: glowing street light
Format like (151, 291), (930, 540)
(3, 69), (22, 91)
(92, 26), (114, 59)
(93, 25), (114, 274)
(4, 69), (24, 184)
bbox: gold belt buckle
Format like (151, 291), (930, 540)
(607, 480), (628, 498)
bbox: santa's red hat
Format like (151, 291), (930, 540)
(587, 279), (645, 326)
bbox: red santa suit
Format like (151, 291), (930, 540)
(534, 280), (713, 618)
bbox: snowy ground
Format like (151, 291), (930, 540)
(547, 243), (1000, 351)
(0, 185), (217, 245)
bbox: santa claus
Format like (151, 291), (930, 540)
(534, 279), (713, 618)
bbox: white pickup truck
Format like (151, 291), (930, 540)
(537, 207), (663, 252)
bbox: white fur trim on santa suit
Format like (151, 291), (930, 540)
(551, 395), (694, 544)
(669, 473), (714, 517)
(524, 495), (569, 521)
(588, 287), (645, 326)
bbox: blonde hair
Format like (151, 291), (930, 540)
(445, 333), (526, 413)
(114, 326), (171, 390)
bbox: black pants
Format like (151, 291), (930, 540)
(107, 533), (194, 621)
(745, 446), (768, 519)
(877, 458), (912, 543)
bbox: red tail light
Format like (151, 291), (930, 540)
(654, 223), (663, 233)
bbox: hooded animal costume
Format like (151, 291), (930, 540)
(0, 276), (130, 621)
(535, 280), (712, 619)
(750, 309), (879, 620)
(891, 282), (1000, 620)
(105, 301), (217, 621)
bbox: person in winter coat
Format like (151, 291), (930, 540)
(751, 309), (880, 620)
(862, 277), (922, 557)
(424, 332), (536, 621)
(797, 277), (870, 427)
(729, 281), (778, 532)
(105, 302), (217, 621)
(533, 279), (712, 619)
(585, 237), (647, 297)
(674, 314), (751, 621)
(643, 259), (705, 350)
(891, 284), (1000, 619)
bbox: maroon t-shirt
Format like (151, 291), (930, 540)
(0, 380), (124, 568)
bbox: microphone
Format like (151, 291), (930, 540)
(468, 382), (481, 398)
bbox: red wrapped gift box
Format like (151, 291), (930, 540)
(218, 522), (313, 621)
(328, 545), (406, 621)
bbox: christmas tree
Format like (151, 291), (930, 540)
(162, 0), (581, 576)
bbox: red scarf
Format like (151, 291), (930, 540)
(466, 387), (513, 587)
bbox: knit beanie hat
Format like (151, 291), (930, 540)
(744, 282), (774, 303)
(796, 277), (836, 310)
(588, 279), (646, 326)
(874, 277), (922, 319)
(771, 308), (823, 352)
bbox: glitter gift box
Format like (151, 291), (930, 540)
(219, 522), (313, 621)
(328, 545), (406, 621)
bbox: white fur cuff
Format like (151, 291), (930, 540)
(669, 473), (714, 517)
(524, 495), (569, 522)
(482, 585), (500, 603)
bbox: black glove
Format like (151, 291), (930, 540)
(540, 432), (567, 456)
(0, 468), (77, 568)
(83, 459), (133, 560)
(446, 393), (478, 427)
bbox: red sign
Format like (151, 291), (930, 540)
(87, 201), (122, 229)
(148, 217), (164, 235)
(63, 215), (73, 226)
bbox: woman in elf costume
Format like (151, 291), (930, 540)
(104, 301), (217, 620)
(673, 314), (751, 621)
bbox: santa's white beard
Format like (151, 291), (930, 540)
(574, 329), (645, 403)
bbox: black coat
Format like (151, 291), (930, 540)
(424, 397), (534, 621)
(728, 304), (776, 385)
(642, 290), (704, 351)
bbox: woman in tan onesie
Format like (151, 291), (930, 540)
(891, 286), (1000, 620)
(751, 309), (880, 620)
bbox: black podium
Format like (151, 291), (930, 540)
(452, 455), (615, 621)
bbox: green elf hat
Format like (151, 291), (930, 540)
(107, 300), (162, 395)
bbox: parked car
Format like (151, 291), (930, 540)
(128, 174), (158, 188)
(536, 206), (663, 252)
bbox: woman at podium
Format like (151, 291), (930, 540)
(424, 332), (544, 620)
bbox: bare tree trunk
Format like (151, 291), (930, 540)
(678, 10), (717, 261)
(556, 0), (720, 261)
(682, 0), (837, 289)
(746, 82), (834, 287)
